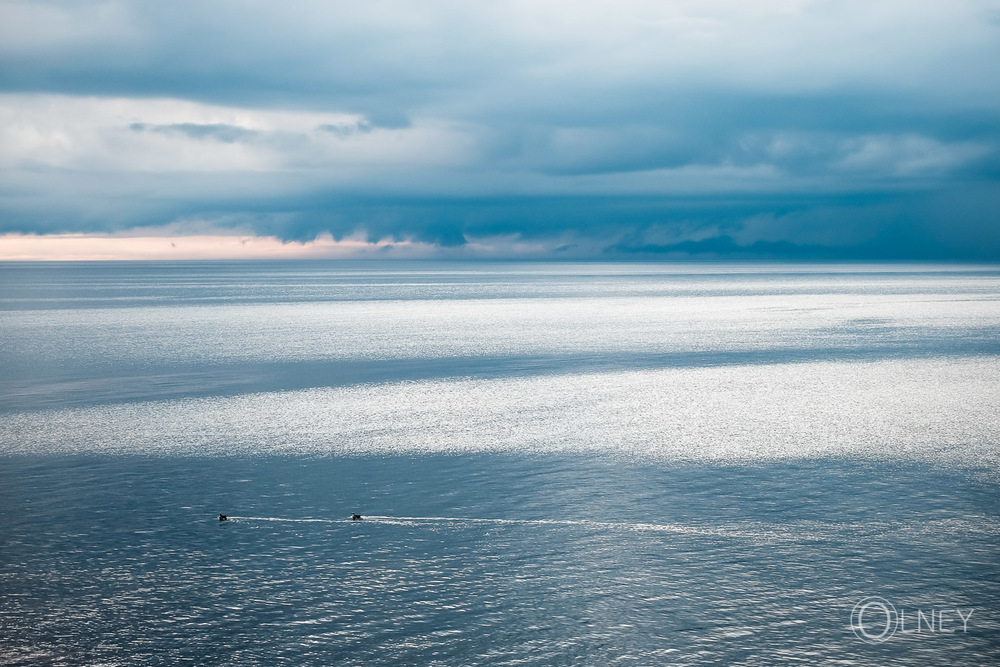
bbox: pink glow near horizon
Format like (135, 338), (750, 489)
(0, 233), (434, 261)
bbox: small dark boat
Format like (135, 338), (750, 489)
(219, 514), (228, 521)
(351, 514), (363, 521)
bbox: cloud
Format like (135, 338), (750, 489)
(129, 122), (261, 144)
(0, 1), (998, 258)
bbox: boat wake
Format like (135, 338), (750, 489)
(224, 514), (726, 535)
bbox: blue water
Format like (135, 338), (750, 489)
(1, 261), (999, 664)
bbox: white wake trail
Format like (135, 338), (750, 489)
(226, 514), (725, 535)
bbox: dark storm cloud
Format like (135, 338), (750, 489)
(1, 1), (998, 258)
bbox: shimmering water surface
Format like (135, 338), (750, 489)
(1, 261), (999, 665)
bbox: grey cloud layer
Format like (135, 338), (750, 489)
(1, 0), (998, 257)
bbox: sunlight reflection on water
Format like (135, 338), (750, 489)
(1, 262), (998, 664)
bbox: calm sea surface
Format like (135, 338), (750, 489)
(1, 261), (999, 664)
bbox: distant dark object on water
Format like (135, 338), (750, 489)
(219, 514), (228, 521)
(351, 514), (362, 521)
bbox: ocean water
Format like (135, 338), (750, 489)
(1, 261), (999, 665)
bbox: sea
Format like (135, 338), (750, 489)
(1, 260), (999, 665)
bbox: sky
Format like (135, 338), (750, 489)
(0, 0), (998, 260)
